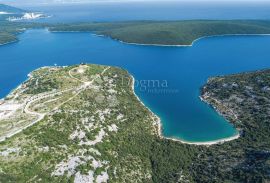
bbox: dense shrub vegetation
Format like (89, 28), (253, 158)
(50, 20), (270, 45)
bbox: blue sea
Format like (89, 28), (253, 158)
(20, 1), (270, 22)
(1, 2), (270, 142)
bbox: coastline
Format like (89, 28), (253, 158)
(93, 33), (192, 47)
(165, 132), (240, 146)
(0, 39), (18, 46)
(0, 65), (69, 142)
(50, 30), (92, 33)
(130, 75), (240, 146)
(116, 33), (270, 47)
(49, 29), (270, 47)
(3, 28), (270, 48)
(0, 66), (63, 101)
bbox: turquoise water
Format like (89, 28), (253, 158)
(1, 30), (270, 142)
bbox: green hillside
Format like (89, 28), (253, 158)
(50, 20), (270, 45)
(3, 19), (270, 46)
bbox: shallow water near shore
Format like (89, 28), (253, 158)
(1, 29), (270, 142)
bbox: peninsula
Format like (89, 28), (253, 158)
(49, 20), (270, 46)
(0, 64), (270, 182)
(3, 10), (270, 45)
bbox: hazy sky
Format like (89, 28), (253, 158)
(1, 0), (269, 6)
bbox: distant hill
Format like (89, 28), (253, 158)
(0, 4), (25, 14)
(0, 4), (26, 14)
(50, 20), (270, 46)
